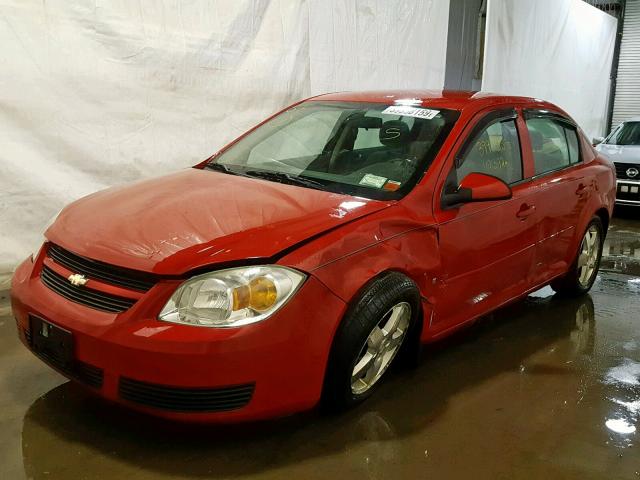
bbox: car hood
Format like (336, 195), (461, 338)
(596, 144), (640, 164)
(47, 169), (391, 275)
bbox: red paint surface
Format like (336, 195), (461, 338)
(11, 91), (616, 421)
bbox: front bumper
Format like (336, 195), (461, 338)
(616, 179), (640, 206)
(11, 257), (346, 422)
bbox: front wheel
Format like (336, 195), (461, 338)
(321, 272), (421, 411)
(551, 216), (604, 296)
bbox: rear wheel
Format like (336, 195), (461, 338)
(322, 272), (421, 411)
(551, 216), (604, 296)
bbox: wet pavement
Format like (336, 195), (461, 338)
(1, 210), (639, 479)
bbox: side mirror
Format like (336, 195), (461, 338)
(442, 172), (512, 208)
(592, 137), (605, 146)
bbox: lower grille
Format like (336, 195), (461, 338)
(119, 377), (255, 412)
(617, 183), (640, 202)
(40, 265), (136, 313)
(18, 322), (104, 389)
(74, 361), (105, 389)
(16, 318), (32, 345)
(35, 349), (104, 389)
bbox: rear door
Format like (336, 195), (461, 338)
(432, 107), (538, 334)
(521, 111), (590, 285)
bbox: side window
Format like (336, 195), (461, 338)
(525, 117), (577, 174)
(565, 127), (581, 164)
(457, 118), (523, 185)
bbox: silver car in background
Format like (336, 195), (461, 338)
(595, 117), (640, 207)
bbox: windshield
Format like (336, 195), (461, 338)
(605, 121), (640, 146)
(204, 101), (460, 200)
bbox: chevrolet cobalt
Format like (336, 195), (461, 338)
(11, 91), (616, 421)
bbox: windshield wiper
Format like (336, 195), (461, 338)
(204, 163), (247, 176)
(243, 170), (326, 190)
(205, 164), (326, 190)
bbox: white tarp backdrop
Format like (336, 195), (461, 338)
(0, 0), (451, 278)
(482, 0), (617, 140)
(309, 0), (449, 93)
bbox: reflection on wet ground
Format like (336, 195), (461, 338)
(602, 209), (640, 277)
(0, 214), (639, 479)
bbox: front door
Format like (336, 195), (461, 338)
(432, 108), (538, 335)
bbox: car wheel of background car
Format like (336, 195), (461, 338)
(551, 216), (604, 297)
(321, 272), (422, 411)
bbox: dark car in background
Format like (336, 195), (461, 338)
(595, 118), (640, 207)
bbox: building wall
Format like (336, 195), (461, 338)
(612, 0), (640, 127)
(444, 0), (484, 91)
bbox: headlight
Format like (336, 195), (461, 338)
(158, 266), (306, 328)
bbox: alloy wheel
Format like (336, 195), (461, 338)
(351, 302), (411, 395)
(577, 225), (600, 287)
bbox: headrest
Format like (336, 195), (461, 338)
(529, 130), (544, 151)
(379, 120), (410, 147)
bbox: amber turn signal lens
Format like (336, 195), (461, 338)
(231, 277), (278, 312)
(232, 284), (251, 311)
(248, 276), (277, 311)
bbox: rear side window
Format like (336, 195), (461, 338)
(526, 117), (580, 175)
(457, 118), (523, 185)
(566, 128), (580, 164)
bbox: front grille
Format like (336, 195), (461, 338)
(48, 244), (158, 292)
(614, 162), (640, 180)
(18, 321), (104, 389)
(41, 265), (136, 313)
(119, 377), (255, 412)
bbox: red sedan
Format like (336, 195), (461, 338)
(11, 91), (616, 422)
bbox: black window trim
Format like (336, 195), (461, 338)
(523, 108), (578, 128)
(523, 108), (583, 180)
(453, 107), (524, 185)
(455, 107), (519, 168)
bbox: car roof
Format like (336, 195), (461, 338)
(308, 90), (567, 117)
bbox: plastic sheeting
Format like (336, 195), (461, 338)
(0, 0), (450, 277)
(482, 0), (617, 139)
(309, 0), (449, 93)
(0, 0), (310, 275)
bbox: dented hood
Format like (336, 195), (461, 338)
(47, 169), (390, 275)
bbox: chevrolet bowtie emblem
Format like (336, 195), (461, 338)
(68, 273), (88, 287)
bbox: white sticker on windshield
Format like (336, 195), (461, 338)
(381, 105), (440, 120)
(359, 173), (388, 189)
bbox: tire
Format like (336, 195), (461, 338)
(321, 272), (422, 411)
(551, 216), (604, 297)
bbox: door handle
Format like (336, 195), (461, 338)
(516, 203), (536, 220)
